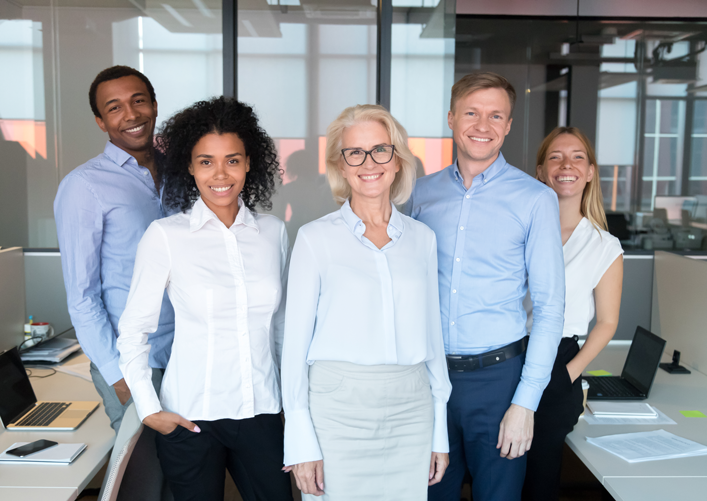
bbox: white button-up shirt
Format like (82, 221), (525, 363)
(118, 197), (288, 423)
(281, 200), (452, 466)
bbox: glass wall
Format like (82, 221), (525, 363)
(0, 0), (222, 249)
(455, 15), (707, 250)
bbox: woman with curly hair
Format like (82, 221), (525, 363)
(116, 97), (293, 501)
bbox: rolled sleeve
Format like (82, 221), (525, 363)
(117, 222), (171, 421)
(512, 189), (565, 411)
(54, 174), (123, 386)
(281, 231), (323, 466)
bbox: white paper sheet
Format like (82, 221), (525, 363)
(54, 360), (92, 382)
(586, 429), (707, 463)
(582, 405), (676, 425)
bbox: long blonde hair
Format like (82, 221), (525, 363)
(325, 104), (417, 206)
(536, 127), (608, 233)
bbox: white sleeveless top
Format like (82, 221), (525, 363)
(525, 217), (623, 337)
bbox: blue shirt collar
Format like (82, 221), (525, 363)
(189, 196), (258, 233)
(452, 151), (508, 188)
(340, 199), (404, 244)
(103, 141), (138, 168)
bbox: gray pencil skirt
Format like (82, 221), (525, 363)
(304, 360), (434, 501)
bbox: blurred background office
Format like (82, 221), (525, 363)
(1, 0), (706, 341)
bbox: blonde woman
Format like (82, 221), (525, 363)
(281, 104), (452, 500)
(522, 127), (624, 501)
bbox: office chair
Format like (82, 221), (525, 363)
(98, 403), (144, 501)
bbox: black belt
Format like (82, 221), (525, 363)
(446, 336), (529, 373)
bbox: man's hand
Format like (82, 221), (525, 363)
(497, 403), (534, 459)
(292, 460), (324, 496)
(113, 378), (132, 405)
(428, 452), (449, 486)
(143, 411), (200, 436)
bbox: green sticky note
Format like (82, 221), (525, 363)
(587, 370), (612, 376)
(680, 410), (707, 418)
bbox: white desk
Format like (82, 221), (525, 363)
(0, 354), (115, 501)
(604, 477), (707, 501)
(566, 344), (707, 499)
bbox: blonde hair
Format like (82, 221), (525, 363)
(450, 72), (517, 115)
(536, 127), (608, 233)
(325, 104), (417, 206)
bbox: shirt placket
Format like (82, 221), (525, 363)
(224, 228), (255, 417)
(374, 250), (398, 364)
(449, 178), (477, 354)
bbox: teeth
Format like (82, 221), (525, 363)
(557, 176), (577, 182)
(360, 174), (382, 180)
(125, 124), (145, 133)
(211, 186), (232, 192)
(470, 137), (491, 142)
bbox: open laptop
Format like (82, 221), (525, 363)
(586, 326), (666, 400)
(0, 347), (99, 430)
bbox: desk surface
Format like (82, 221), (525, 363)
(604, 477), (707, 501)
(0, 486), (77, 501)
(566, 344), (707, 496)
(0, 354), (114, 500)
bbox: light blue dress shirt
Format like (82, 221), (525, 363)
(54, 141), (175, 386)
(404, 153), (565, 411)
(281, 200), (452, 466)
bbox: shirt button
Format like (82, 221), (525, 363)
(452, 289), (457, 293)
(465, 195), (470, 199)
(142, 171), (148, 176)
(459, 226), (464, 230)
(451, 321), (455, 326)
(456, 258), (460, 262)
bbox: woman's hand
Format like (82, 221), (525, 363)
(143, 411), (200, 436)
(292, 460), (324, 496)
(429, 452), (449, 486)
(566, 362), (583, 384)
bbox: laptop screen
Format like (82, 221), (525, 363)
(622, 326), (666, 396)
(0, 347), (37, 426)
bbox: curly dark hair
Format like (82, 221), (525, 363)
(158, 97), (281, 213)
(89, 66), (156, 118)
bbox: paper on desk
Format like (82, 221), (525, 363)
(582, 405), (676, 425)
(54, 361), (92, 382)
(586, 429), (707, 463)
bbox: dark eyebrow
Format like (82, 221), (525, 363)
(195, 152), (244, 159)
(103, 92), (147, 108)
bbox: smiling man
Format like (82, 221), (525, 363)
(404, 72), (565, 501)
(54, 66), (174, 500)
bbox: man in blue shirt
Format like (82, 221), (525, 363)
(405, 72), (564, 501)
(54, 66), (174, 500)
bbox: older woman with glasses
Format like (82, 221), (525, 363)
(281, 104), (452, 500)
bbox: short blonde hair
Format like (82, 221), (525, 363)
(325, 105), (417, 206)
(450, 72), (517, 115)
(536, 126), (608, 233)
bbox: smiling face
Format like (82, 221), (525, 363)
(339, 121), (400, 205)
(94, 75), (158, 157)
(537, 133), (595, 202)
(448, 87), (513, 169)
(189, 132), (250, 219)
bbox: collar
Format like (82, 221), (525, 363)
(452, 151), (509, 188)
(340, 199), (404, 244)
(189, 196), (258, 233)
(103, 141), (137, 168)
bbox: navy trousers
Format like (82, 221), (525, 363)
(428, 353), (527, 501)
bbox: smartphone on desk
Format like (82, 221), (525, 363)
(6, 439), (58, 457)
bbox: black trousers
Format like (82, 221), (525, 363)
(522, 336), (585, 501)
(155, 413), (293, 501)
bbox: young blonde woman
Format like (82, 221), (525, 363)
(522, 127), (624, 501)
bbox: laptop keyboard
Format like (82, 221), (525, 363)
(15, 402), (70, 427)
(589, 377), (636, 397)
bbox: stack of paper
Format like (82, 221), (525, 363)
(0, 443), (87, 464)
(586, 402), (658, 418)
(586, 429), (707, 463)
(21, 337), (81, 364)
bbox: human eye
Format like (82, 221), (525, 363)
(375, 145), (389, 153)
(466, 111), (476, 117)
(228, 158), (239, 165)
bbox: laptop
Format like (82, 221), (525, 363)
(586, 326), (666, 400)
(0, 347), (99, 430)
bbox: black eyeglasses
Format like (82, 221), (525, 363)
(341, 144), (395, 167)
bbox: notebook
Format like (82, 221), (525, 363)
(0, 442), (87, 464)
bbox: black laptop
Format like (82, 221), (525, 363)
(585, 326), (666, 400)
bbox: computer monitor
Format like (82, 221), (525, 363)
(0, 248), (26, 352)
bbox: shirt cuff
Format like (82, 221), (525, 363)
(97, 357), (124, 387)
(132, 378), (163, 422)
(511, 380), (543, 412)
(431, 401), (449, 453)
(284, 409), (322, 466)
